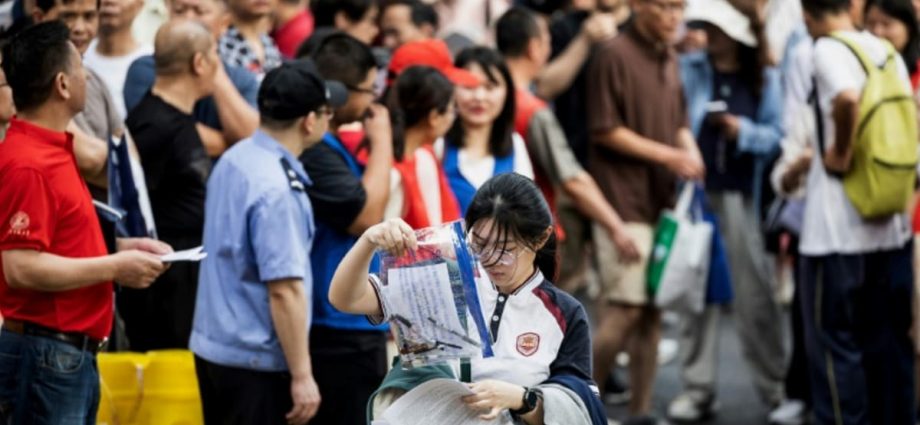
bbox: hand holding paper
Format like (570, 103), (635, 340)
(381, 379), (506, 425)
(160, 246), (207, 263)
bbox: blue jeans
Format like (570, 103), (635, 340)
(0, 331), (100, 425)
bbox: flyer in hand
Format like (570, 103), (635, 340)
(377, 220), (493, 368)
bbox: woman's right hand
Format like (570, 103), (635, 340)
(362, 218), (418, 257)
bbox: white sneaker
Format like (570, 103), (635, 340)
(769, 399), (806, 425)
(614, 338), (680, 367)
(667, 393), (716, 422)
(658, 338), (679, 366)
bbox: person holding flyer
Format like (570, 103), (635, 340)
(330, 173), (605, 425)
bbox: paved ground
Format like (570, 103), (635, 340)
(603, 312), (775, 425)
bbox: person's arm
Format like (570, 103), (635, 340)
(526, 110), (639, 261)
(196, 123), (229, 157)
(772, 104), (814, 196)
(2, 248), (166, 291)
(69, 122), (109, 187)
(676, 127), (704, 167)
(464, 380), (543, 423)
(536, 33), (591, 100)
(561, 172), (638, 262)
(268, 277), (320, 425)
(347, 104), (394, 235)
(780, 148), (814, 194)
(0, 167), (167, 290)
(329, 218), (416, 316)
(733, 69), (784, 155)
(824, 89), (859, 173)
(211, 63), (259, 144)
(812, 39), (863, 173)
(465, 304), (591, 424)
(594, 127), (694, 178)
(535, 13), (616, 100)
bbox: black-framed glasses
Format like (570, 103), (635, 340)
(345, 83), (378, 96)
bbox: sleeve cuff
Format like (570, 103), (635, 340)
(0, 240), (46, 253)
(365, 274), (388, 326)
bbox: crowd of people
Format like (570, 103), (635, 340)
(0, 0), (919, 424)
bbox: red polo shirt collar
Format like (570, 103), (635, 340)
(7, 117), (74, 151)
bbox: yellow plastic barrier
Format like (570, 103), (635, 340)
(97, 350), (204, 425)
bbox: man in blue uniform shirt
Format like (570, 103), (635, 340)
(189, 58), (347, 425)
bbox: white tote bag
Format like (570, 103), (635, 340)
(654, 183), (713, 314)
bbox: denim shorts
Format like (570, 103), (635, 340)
(0, 331), (100, 425)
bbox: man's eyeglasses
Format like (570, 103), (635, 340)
(345, 84), (378, 96)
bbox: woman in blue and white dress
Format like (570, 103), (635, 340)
(436, 47), (534, 214)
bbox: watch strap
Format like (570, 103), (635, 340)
(510, 387), (540, 416)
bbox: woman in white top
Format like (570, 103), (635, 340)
(436, 47), (534, 214)
(330, 173), (603, 424)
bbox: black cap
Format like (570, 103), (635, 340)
(258, 58), (348, 121)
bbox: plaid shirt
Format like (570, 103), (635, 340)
(218, 26), (282, 78)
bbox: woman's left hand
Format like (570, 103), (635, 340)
(462, 380), (526, 420)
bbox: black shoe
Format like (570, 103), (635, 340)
(604, 373), (632, 405)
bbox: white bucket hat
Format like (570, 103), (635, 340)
(685, 0), (758, 47)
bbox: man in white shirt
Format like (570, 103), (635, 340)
(84, 0), (152, 119)
(800, 0), (915, 424)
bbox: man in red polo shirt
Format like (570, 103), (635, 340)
(0, 22), (170, 424)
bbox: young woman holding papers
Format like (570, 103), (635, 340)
(330, 173), (605, 424)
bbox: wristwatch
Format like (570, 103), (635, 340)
(510, 387), (543, 417)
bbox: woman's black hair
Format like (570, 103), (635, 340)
(465, 173), (557, 281)
(446, 47), (516, 158)
(737, 5), (771, 99)
(865, 0), (920, 74)
(385, 66), (455, 161)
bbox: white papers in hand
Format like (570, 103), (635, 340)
(381, 379), (506, 425)
(160, 246), (207, 263)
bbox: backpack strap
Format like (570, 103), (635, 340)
(828, 32), (898, 73)
(811, 80), (825, 155)
(828, 33), (872, 74)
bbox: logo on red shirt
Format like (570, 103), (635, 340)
(8, 211), (29, 236)
(516, 332), (540, 357)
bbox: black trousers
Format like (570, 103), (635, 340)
(800, 241), (915, 425)
(309, 326), (388, 425)
(118, 234), (200, 351)
(195, 356), (292, 425)
(785, 253), (811, 405)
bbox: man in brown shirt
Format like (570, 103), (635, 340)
(586, 0), (704, 421)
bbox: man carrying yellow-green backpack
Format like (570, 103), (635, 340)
(800, 0), (917, 424)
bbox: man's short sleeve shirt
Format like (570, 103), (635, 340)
(0, 119), (113, 340)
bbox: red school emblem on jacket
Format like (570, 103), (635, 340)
(516, 332), (540, 357)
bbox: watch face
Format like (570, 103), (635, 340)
(525, 389), (539, 408)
